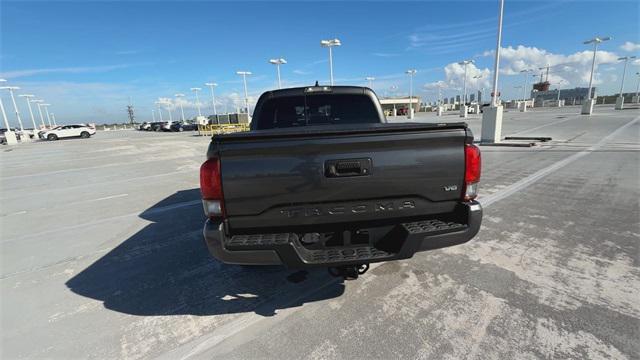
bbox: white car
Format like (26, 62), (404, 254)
(39, 124), (96, 141)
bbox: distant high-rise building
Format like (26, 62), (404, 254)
(450, 97), (454, 104)
(477, 90), (482, 104)
(444, 97), (449, 104)
(455, 95), (461, 104)
(469, 94), (475, 102)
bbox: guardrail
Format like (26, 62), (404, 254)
(197, 123), (250, 136)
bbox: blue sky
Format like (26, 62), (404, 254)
(1, 1), (639, 124)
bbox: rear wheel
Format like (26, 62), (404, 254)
(80, 131), (90, 138)
(178, 127), (184, 132)
(47, 134), (58, 141)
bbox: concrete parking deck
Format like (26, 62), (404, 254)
(1, 105), (639, 359)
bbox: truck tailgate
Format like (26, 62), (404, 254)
(216, 124), (468, 230)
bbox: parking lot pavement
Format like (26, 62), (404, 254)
(1, 107), (639, 359)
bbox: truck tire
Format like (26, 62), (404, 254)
(80, 131), (90, 138)
(47, 134), (58, 141)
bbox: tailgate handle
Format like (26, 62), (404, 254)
(325, 158), (371, 177)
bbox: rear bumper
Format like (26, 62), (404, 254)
(203, 201), (482, 268)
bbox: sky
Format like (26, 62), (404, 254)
(1, 0), (639, 125)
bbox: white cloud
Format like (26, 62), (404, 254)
(372, 52), (401, 58)
(0, 63), (148, 79)
(620, 41), (640, 52)
(423, 62), (492, 95)
(483, 45), (620, 88)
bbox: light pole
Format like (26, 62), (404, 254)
(458, 60), (474, 105)
(481, 0), (504, 143)
(365, 76), (375, 89)
(634, 72), (640, 103)
(0, 79), (17, 144)
(31, 100), (46, 128)
(458, 60), (473, 118)
(151, 109), (156, 122)
(154, 102), (165, 121)
(472, 75), (484, 102)
(615, 56), (636, 110)
(519, 69), (533, 101)
(205, 82), (218, 116)
(269, 58), (287, 89)
(174, 93), (186, 122)
(0, 86), (25, 132)
(582, 36), (611, 114)
(236, 71), (252, 116)
(556, 80), (566, 106)
(406, 69), (417, 119)
(18, 94), (38, 133)
(320, 38), (341, 85)
(191, 87), (202, 117)
(51, 113), (57, 126)
(41, 104), (52, 126)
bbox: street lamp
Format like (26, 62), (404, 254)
(458, 60), (474, 106)
(0, 79), (14, 144)
(481, 0), (505, 144)
(41, 104), (52, 126)
(31, 99), (46, 128)
(406, 69), (417, 119)
(18, 94), (38, 132)
(154, 101), (165, 121)
(519, 69), (534, 101)
(0, 86), (25, 132)
(320, 38), (341, 85)
(269, 58), (287, 89)
(635, 72), (640, 103)
(365, 76), (375, 89)
(615, 56), (636, 110)
(582, 36), (611, 114)
(174, 93), (186, 121)
(50, 113), (57, 126)
(556, 80), (566, 105)
(473, 75), (484, 102)
(190, 87), (202, 117)
(205, 82), (218, 116)
(236, 71), (252, 116)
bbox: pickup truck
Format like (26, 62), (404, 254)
(200, 86), (482, 277)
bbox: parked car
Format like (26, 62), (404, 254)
(39, 124), (96, 141)
(200, 85), (482, 278)
(149, 122), (165, 131)
(170, 121), (198, 132)
(138, 122), (151, 131)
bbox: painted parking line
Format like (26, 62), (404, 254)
(0, 199), (202, 244)
(480, 117), (638, 208)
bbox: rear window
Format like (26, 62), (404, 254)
(255, 94), (380, 130)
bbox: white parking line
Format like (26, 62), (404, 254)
(481, 117), (638, 207)
(507, 115), (578, 136)
(0, 199), (202, 244)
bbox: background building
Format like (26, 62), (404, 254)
(532, 87), (595, 105)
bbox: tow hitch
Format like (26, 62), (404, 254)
(328, 264), (370, 280)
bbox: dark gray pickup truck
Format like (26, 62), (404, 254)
(200, 86), (482, 277)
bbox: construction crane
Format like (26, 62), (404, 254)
(533, 64), (551, 92)
(127, 97), (135, 124)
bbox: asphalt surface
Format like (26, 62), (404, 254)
(1, 105), (638, 359)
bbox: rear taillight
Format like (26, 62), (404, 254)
(463, 144), (481, 201)
(200, 157), (225, 218)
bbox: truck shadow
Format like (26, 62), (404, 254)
(65, 189), (344, 317)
